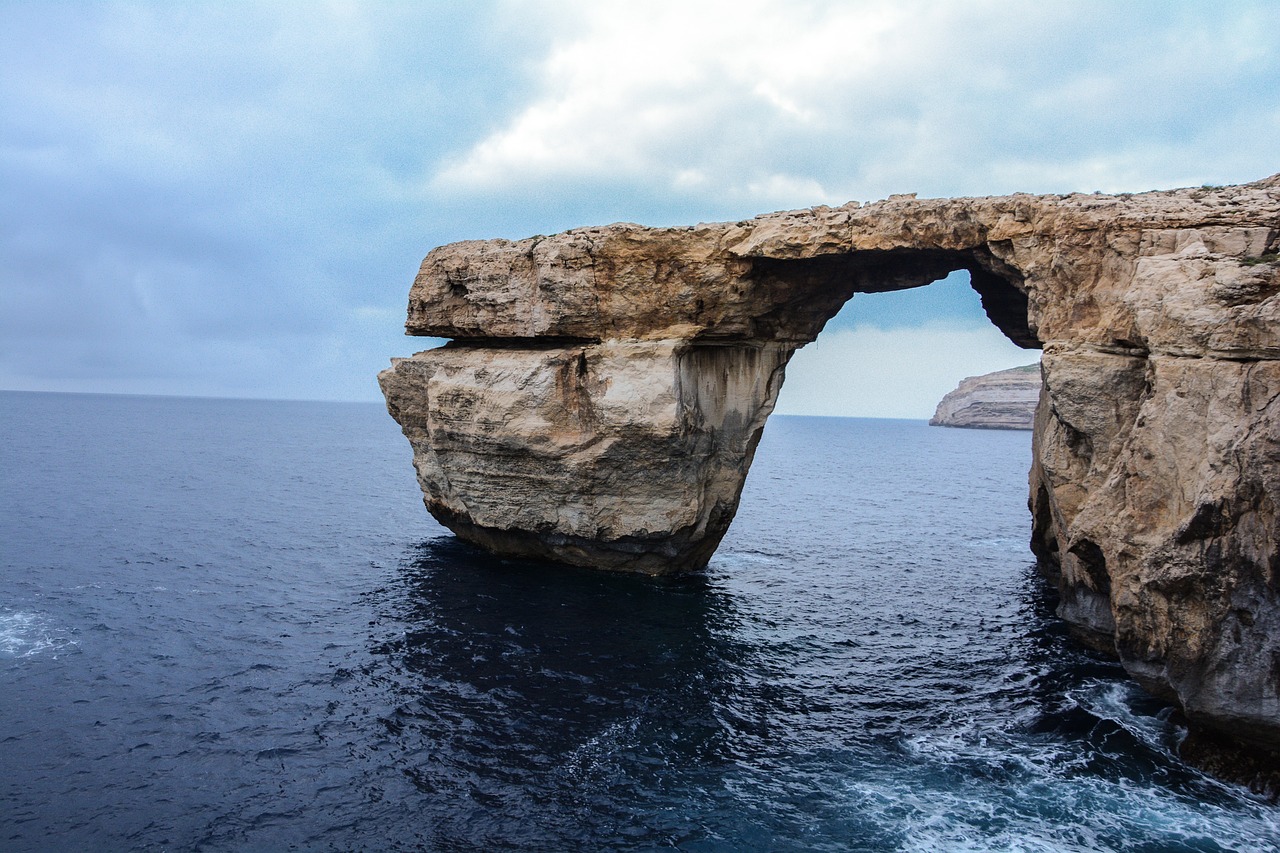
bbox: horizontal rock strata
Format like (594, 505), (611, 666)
(930, 364), (1040, 430)
(382, 175), (1280, 777)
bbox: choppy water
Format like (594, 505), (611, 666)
(1, 390), (1276, 851)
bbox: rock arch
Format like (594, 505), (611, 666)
(380, 177), (1280, 772)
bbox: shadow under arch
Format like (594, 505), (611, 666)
(354, 536), (808, 848)
(368, 535), (755, 752)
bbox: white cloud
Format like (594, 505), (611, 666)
(774, 323), (1038, 420)
(431, 0), (1280, 206)
(430, 0), (930, 205)
(2, 1), (1275, 408)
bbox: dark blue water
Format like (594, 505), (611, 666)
(1, 391), (1276, 852)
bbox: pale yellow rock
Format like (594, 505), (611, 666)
(381, 175), (1280, 769)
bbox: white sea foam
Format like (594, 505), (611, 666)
(842, 691), (1280, 853)
(1066, 680), (1177, 756)
(845, 769), (1280, 853)
(0, 610), (76, 659)
(559, 717), (640, 779)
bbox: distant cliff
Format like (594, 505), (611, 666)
(930, 364), (1040, 430)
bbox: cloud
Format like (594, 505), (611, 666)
(0, 1), (1276, 411)
(0, 3), (551, 400)
(432, 0), (1279, 209)
(775, 323), (1037, 420)
(430, 0), (920, 206)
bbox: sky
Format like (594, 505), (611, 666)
(2, 1), (1277, 418)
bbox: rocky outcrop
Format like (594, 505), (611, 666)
(930, 364), (1040, 429)
(381, 176), (1280, 774)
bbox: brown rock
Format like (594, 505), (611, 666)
(930, 364), (1040, 429)
(380, 175), (1280, 771)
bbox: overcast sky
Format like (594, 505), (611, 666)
(2, 1), (1277, 417)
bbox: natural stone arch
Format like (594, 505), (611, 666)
(383, 239), (1040, 576)
(381, 177), (1280, 774)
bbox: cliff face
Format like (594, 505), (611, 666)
(930, 364), (1040, 430)
(380, 176), (1280, 771)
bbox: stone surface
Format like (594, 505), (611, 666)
(930, 364), (1040, 430)
(381, 175), (1280, 771)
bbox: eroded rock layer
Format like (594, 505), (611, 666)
(381, 176), (1280, 769)
(930, 364), (1040, 430)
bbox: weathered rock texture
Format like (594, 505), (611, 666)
(382, 176), (1280, 770)
(930, 364), (1040, 430)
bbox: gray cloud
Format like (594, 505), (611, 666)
(1, 2), (552, 398)
(1, 0), (1276, 410)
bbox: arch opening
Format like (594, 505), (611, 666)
(772, 269), (1040, 421)
(742, 248), (1039, 351)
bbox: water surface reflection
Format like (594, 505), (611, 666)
(359, 538), (757, 848)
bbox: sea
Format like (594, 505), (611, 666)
(1, 390), (1277, 852)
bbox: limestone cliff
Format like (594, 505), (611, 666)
(381, 175), (1280, 778)
(930, 364), (1040, 430)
